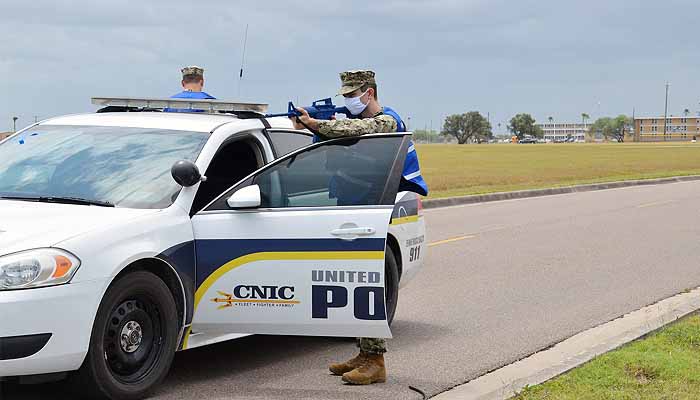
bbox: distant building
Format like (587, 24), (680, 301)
(536, 122), (591, 142)
(0, 132), (11, 140)
(634, 116), (700, 142)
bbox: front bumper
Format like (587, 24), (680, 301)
(0, 280), (106, 377)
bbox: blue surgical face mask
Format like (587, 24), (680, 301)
(344, 90), (369, 116)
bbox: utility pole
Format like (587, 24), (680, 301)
(429, 119), (433, 144)
(34, 115), (39, 123)
(12, 116), (18, 133)
(663, 82), (669, 141)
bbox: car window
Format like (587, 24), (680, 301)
(268, 130), (313, 156)
(191, 137), (264, 215)
(253, 136), (404, 208)
(0, 125), (209, 209)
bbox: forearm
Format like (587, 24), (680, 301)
(318, 116), (397, 138)
(317, 120), (366, 138)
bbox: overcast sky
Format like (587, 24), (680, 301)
(2, 0), (699, 133)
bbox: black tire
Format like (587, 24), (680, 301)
(72, 271), (179, 400)
(384, 248), (400, 326)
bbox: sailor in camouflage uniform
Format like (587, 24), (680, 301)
(291, 70), (398, 137)
(291, 70), (396, 385)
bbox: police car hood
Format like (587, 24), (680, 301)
(0, 200), (156, 255)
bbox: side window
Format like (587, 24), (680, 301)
(268, 130), (313, 156)
(191, 137), (264, 214)
(249, 136), (405, 208)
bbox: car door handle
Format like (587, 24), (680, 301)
(331, 227), (376, 236)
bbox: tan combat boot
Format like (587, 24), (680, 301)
(329, 351), (369, 376)
(341, 353), (386, 385)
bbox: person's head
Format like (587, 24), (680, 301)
(181, 66), (205, 92)
(338, 70), (379, 116)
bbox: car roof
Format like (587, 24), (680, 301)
(40, 112), (294, 133)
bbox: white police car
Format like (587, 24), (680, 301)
(0, 97), (426, 399)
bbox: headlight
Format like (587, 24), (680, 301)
(0, 248), (81, 290)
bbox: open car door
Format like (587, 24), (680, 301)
(186, 133), (411, 348)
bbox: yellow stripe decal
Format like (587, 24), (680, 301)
(182, 326), (192, 350)
(390, 215), (420, 225)
(193, 251), (384, 311)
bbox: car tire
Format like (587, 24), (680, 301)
(384, 248), (400, 326)
(72, 271), (179, 400)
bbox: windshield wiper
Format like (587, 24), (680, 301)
(0, 195), (115, 207)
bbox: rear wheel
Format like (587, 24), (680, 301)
(73, 271), (178, 400)
(384, 248), (400, 326)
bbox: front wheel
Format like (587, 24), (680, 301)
(73, 271), (179, 400)
(384, 249), (400, 326)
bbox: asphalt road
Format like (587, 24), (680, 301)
(5, 181), (700, 400)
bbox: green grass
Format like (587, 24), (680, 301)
(417, 143), (700, 199)
(513, 314), (700, 400)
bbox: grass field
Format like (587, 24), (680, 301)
(512, 314), (700, 400)
(416, 142), (700, 199)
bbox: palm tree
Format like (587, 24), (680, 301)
(581, 113), (590, 142)
(684, 108), (690, 117)
(581, 113), (590, 126)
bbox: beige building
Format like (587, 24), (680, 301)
(536, 122), (591, 142)
(635, 116), (700, 142)
(0, 132), (11, 140)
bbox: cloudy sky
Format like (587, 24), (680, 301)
(2, 0), (699, 133)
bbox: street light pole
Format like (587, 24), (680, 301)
(12, 117), (18, 133)
(663, 82), (669, 141)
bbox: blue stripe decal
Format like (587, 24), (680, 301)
(157, 241), (196, 325)
(194, 238), (386, 288)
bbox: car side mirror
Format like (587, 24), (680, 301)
(227, 185), (261, 208)
(171, 160), (205, 187)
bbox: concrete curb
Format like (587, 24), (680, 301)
(422, 175), (700, 209)
(431, 287), (700, 400)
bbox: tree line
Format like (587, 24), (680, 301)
(439, 111), (633, 143)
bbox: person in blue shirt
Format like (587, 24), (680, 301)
(170, 66), (216, 99)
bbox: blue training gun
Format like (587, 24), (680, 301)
(266, 98), (350, 120)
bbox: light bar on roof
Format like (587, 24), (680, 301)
(91, 97), (269, 114)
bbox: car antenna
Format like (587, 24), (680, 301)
(237, 23), (249, 99)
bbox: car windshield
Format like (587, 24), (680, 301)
(0, 125), (209, 209)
